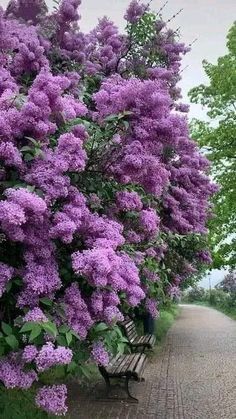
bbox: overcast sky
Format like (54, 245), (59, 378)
(1, 0), (235, 287)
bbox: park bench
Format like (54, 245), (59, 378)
(99, 352), (147, 402)
(120, 318), (156, 352)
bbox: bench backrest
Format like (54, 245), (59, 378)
(121, 318), (138, 343)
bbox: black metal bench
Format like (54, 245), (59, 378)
(99, 352), (147, 402)
(120, 318), (156, 352)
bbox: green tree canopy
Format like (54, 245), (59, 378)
(189, 22), (236, 269)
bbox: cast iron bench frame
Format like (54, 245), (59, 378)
(99, 352), (147, 402)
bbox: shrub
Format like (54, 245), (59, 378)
(0, 0), (215, 415)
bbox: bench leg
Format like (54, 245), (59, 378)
(103, 375), (111, 398)
(124, 376), (138, 403)
(99, 367), (112, 398)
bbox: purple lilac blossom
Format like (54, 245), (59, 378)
(35, 384), (68, 416)
(91, 341), (109, 366)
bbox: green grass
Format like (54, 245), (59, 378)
(155, 304), (180, 342)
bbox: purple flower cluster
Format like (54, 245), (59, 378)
(61, 283), (93, 339)
(22, 345), (38, 363)
(145, 298), (159, 319)
(35, 342), (73, 372)
(23, 307), (48, 323)
(35, 384), (68, 416)
(168, 285), (181, 300)
(197, 250), (213, 265)
(0, 357), (38, 389)
(0, 262), (14, 298)
(124, 0), (147, 24)
(72, 248), (144, 306)
(116, 191), (143, 212)
(91, 341), (109, 367)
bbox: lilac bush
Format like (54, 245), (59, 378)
(0, 0), (216, 415)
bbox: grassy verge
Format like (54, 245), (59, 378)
(215, 306), (236, 320)
(155, 304), (180, 343)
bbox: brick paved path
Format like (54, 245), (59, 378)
(68, 305), (236, 419)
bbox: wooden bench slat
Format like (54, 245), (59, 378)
(125, 325), (136, 336)
(115, 354), (136, 374)
(109, 353), (132, 374)
(125, 326), (137, 336)
(128, 331), (138, 343)
(109, 354), (121, 366)
(125, 321), (136, 330)
(134, 353), (147, 377)
(128, 353), (142, 374)
(108, 355), (125, 374)
(123, 320), (133, 328)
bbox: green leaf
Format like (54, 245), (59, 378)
(5, 335), (19, 350)
(29, 325), (42, 342)
(42, 321), (58, 337)
(20, 322), (35, 333)
(117, 343), (125, 354)
(25, 136), (38, 145)
(66, 332), (72, 346)
(104, 114), (118, 122)
(40, 297), (53, 307)
(67, 361), (77, 374)
(71, 330), (80, 340)
(56, 335), (67, 346)
(20, 146), (32, 152)
(79, 365), (92, 379)
(94, 322), (109, 333)
(24, 153), (34, 162)
(59, 325), (70, 334)
(1, 322), (12, 336)
(5, 281), (12, 292)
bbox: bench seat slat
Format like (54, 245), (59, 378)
(123, 320), (133, 328)
(126, 326), (137, 336)
(133, 334), (155, 346)
(106, 353), (146, 377)
(108, 356), (126, 374)
(128, 353), (142, 375)
(108, 354), (133, 374)
(114, 354), (136, 374)
(128, 331), (138, 342)
(134, 353), (147, 377)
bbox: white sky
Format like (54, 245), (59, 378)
(1, 0), (235, 287)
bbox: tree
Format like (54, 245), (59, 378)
(189, 23), (236, 269)
(216, 271), (236, 293)
(0, 0), (215, 415)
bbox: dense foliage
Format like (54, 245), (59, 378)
(183, 272), (236, 318)
(190, 22), (236, 269)
(216, 271), (236, 293)
(0, 0), (216, 415)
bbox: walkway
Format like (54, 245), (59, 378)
(68, 305), (236, 419)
